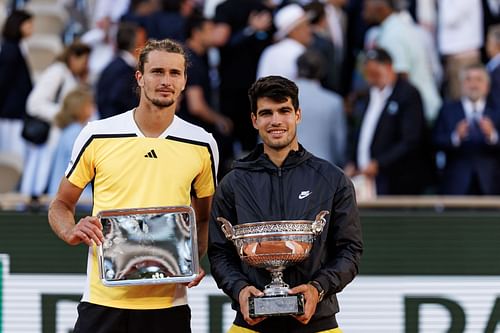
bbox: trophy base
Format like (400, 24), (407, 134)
(248, 294), (304, 318)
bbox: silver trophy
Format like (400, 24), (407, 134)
(97, 206), (199, 286)
(217, 210), (329, 317)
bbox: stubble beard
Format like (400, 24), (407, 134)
(263, 129), (297, 151)
(144, 89), (175, 108)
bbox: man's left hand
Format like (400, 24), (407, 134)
(186, 268), (205, 288)
(289, 283), (320, 325)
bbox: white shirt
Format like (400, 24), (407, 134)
(256, 38), (305, 80)
(357, 85), (393, 170)
(437, 0), (483, 55)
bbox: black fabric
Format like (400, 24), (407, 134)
(214, 0), (273, 151)
(208, 145), (363, 333)
(21, 115), (51, 144)
(21, 78), (63, 145)
(97, 55), (138, 119)
(0, 40), (33, 119)
(73, 302), (191, 333)
(178, 47), (212, 129)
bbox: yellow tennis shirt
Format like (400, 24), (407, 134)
(66, 110), (218, 309)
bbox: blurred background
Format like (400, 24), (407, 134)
(1, 0), (500, 332)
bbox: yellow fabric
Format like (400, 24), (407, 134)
(67, 112), (217, 310)
(228, 324), (343, 333)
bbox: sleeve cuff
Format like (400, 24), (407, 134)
(231, 280), (250, 301)
(313, 275), (334, 297)
(489, 130), (498, 144)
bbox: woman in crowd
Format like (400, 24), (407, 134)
(21, 41), (91, 203)
(0, 10), (34, 162)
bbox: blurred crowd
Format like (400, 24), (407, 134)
(1, 0), (500, 204)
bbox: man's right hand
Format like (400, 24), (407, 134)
(64, 216), (103, 246)
(238, 285), (266, 326)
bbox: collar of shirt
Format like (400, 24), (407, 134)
(462, 97), (486, 121)
(119, 50), (137, 68)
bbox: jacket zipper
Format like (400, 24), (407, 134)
(278, 167), (285, 219)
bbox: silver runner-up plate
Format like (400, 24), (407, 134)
(97, 206), (199, 286)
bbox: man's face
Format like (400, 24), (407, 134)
(462, 68), (490, 102)
(289, 19), (312, 46)
(136, 50), (186, 109)
(363, 60), (393, 89)
(199, 21), (215, 48)
(362, 0), (385, 24)
(251, 96), (301, 152)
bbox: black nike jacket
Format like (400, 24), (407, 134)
(208, 144), (363, 333)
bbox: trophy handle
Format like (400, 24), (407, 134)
(312, 210), (329, 235)
(217, 217), (235, 240)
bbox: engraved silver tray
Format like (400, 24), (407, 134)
(97, 206), (199, 286)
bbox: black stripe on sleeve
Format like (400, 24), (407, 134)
(66, 133), (137, 179)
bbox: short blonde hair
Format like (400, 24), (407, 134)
(54, 86), (93, 129)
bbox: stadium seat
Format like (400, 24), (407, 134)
(0, 152), (23, 193)
(25, 2), (68, 35)
(26, 34), (64, 79)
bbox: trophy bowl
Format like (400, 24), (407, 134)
(217, 210), (329, 317)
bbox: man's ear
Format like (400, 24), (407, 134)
(296, 108), (302, 124)
(251, 112), (258, 129)
(135, 71), (143, 87)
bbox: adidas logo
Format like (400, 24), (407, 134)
(144, 149), (158, 158)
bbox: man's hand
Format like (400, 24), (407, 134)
(455, 119), (469, 140)
(289, 283), (320, 325)
(479, 116), (496, 139)
(239, 285), (266, 326)
(64, 216), (103, 246)
(362, 160), (379, 178)
(186, 268), (206, 288)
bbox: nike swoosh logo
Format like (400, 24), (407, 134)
(298, 191), (312, 199)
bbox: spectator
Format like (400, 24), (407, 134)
(80, 16), (116, 85)
(486, 24), (500, 111)
(345, 48), (430, 195)
(120, 0), (158, 28)
(20, 41), (91, 202)
(257, 4), (313, 80)
(48, 86), (95, 199)
(296, 49), (347, 166)
(433, 64), (500, 195)
(0, 10), (33, 162)
(324, 0), (348, 89)
(304, 1), (340, 92)
(145, 0), (189, 42)
(97, 22), (140, 118)
(363, 0), (442, 124)
(213, 0), (273, 154)
(178, 13), (233, 177)
(437, 0), (483, 101)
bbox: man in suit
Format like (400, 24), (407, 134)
(96, 22), (139, 119)
(433, 63), (500, 195)
(345, 48), (430, 195)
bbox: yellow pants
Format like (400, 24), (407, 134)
(227, 324), (343, 333)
